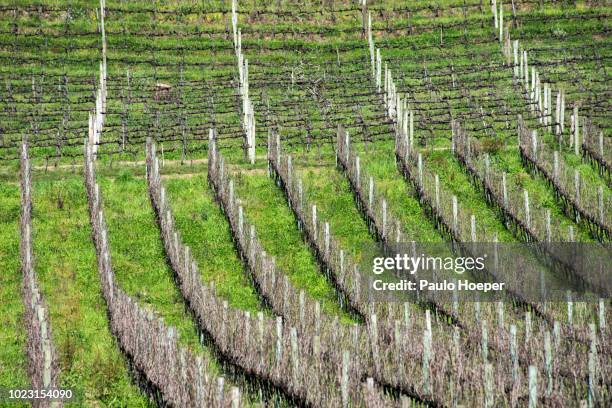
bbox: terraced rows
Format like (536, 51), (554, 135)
(0, 0), (609, 406)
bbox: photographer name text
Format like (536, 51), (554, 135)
(371, 279), (505, 293)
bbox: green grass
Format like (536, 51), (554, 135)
(297, 164), (373, 262)
(493, 149), (594, 241)
(561, 151), (611, 197)
(294, 159), (462, 313)
(98, 168), (263, 405)
(423, 149), (516, 242)
(232, 167), (355, 323)
(163, 173), (264, 313)
(99, 170), (210, 353)
(354, 142), (444, 242)
(539, 132), (612, 214)
(31, 174), (150, 407)
(0, 181), (29, 405)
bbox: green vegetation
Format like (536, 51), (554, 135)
(297, 164), (373, 261)
(354, 142), (445, 242)
(232, 166), (355, 323)
(163, 173), (264, 312)
(99, 170), (211, 354)
(0, 0), (609, 404)
(31, 174), (150, 406)
(422, 149), (517, 242)
(0, 182), (29, 404)
(492, 149), (594, 241)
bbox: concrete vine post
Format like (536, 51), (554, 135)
(528, 366), (537, 408)
(545, 331), (553, 396)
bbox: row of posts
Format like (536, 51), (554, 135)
(232, 0), (256, 163)
(89, 0), (108, 157)
(497, 1), (590, 158)
(522, 124), (607, 229)
(21, 142), (61, 407)
(86, 139), (243, 407)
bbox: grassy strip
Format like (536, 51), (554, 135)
(31, 174), (150, 406)
(290, 152), (456, 321)
(162, 173), (264, 313)
(98, 169), (215, 359)
(99, 167), (276, 404)
(0, 181), (29, 403)
(231, 167), (355, 323)
(562, 151), (611, 197)
(539, 132), (611, 201)
(492, 149), (594, 241)
(297, 164), (373, 262)
(353, 142), (444, 242)
(422, 149), (517, 242)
